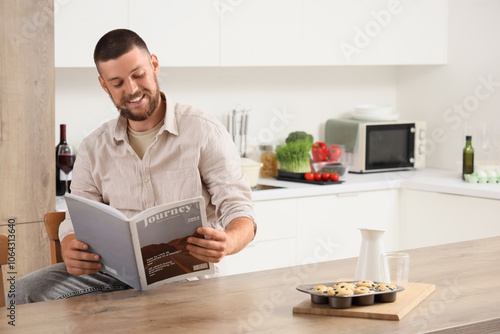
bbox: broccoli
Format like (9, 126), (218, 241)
(285, 131), (314, 145)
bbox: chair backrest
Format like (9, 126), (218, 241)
(0, 233), (8, 308)
(44, 211), (66, 265)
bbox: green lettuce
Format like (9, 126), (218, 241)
(276, 139), (311, 173)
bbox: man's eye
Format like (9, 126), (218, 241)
(113, 82), (123, 88)
(133, 73), (145, 79)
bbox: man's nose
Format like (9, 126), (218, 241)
(124, 78), (138, 95)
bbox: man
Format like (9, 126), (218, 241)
(17, 29), (256, 303)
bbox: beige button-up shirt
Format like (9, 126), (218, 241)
(59, 94), (256, 242)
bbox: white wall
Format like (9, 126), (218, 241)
(56, 66), (398, 158)
(397, 0), (500, 171)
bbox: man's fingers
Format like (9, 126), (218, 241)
(188, 247), (224, 263)
(187, 227), (232, 263)
(65, 256), (103, 275)
(64, 237), (102, 275)
(186, 239), (227, 263)
(67, 239), (100, 261)
(66, 248), (100, 262)
(196, 227), (226, 241)
(75, 252), (100, 262)
(68, 238), (88, 250)
(187, 236), (226, 253)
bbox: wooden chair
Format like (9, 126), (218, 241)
(44, 212), (66, 265)
(0, 213), (65, 308)
(0, 233), (8, 308)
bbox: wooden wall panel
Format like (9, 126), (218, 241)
(0, 0), (55, 277)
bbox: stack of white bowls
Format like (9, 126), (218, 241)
(352, 104), (399, 121)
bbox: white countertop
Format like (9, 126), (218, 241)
(57, 168), (500, 211)
(252, 168), (500, 201)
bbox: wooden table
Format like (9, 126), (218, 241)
(2, 237), (500, 333)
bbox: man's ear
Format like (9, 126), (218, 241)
(151, 54), (160, 76)
(98, 76), (110, 94)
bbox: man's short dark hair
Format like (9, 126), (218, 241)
(94, 29), (150, 67)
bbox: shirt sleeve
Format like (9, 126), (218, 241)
(58, 209), (74, 242)
(199, 120), (257, 232)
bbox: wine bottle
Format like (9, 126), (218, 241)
(462, 135), (474, 180)
(56, 124), (71, 195)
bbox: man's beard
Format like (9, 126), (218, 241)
(111, 80), (161, 122)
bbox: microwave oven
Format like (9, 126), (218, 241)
(325, 120), (426, 173)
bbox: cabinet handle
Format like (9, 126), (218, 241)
(336, 193), (359, 198)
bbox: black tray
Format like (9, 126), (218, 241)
(276, 176), (344, 185)
(277, 170), (305, 179)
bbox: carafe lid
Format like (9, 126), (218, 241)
(259, 144), (276, 151)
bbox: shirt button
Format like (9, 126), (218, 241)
(130, 151), (135, 156)
(144, 178), (149, 183)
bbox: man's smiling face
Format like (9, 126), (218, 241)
(97, 46), (160, 122)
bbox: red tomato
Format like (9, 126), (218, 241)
(314, 172), (322, 181)
(321, 172), (330, 181)
(304, 172), (314, 181)
(327, 145), (342, 162)
(330, 173), (339, 182)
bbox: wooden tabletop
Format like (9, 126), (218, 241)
(2, 237), (500, 333)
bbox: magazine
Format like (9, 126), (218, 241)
(64, 194), (215, 290)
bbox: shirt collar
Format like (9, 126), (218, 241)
(160, 92), (179, 137)
(113, 91), (178, 144)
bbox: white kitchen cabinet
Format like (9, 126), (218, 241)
(225, 190), (400, 275)
(220, 0), (304, 66)
(223, 238), (297, 276)
(376, 0), (447, 64)
(295, 190), (400, 265)
(302, 0), (447, 65)
(54, 0), (128, 67)
(55, 0), (219, 67)
(400, 189), (500, 249)
(224, 198), (298, 275)
(221, 0), (447, 66)
(128, 0), (220, 67)
(302, 0), (378, 65)
(56, 0), (446, 67)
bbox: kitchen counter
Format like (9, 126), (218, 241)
(56, 168), (500, 211)
(253, 168), (500, 201)
(4, 237), (500, 333)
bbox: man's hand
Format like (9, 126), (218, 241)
(61, 234), (103, 276)
(186, 217), (255, 263)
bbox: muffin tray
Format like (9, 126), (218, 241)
(296, 281), (404, 309)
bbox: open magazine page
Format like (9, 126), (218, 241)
(130, 196), (215, 290)
(65, 193), (128, 220)
(64, 194), (142, 290)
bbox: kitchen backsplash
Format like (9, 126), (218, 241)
(56, 66), (398, 155)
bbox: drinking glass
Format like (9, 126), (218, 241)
(494, 121), (500, 161)
(480, 122), (490, 157)
(381, 252), (410, 287)
(57, 144), (76, 194)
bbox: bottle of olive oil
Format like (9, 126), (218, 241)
(462, 136), (474, 180)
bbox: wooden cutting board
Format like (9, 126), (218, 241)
(293, 282), (436, 321)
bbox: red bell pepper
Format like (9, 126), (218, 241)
(312, 142), (328, 162)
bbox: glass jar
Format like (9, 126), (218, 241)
(259, 144), (278, 178)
